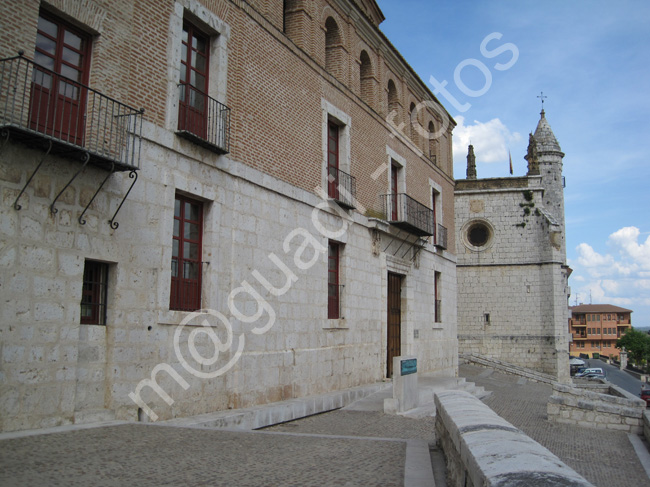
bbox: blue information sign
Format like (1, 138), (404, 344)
(400, 358), (417, 376)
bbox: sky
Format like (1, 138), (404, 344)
(375, 0), (650, 326)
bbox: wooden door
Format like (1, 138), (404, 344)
(387, 272), (402, 378)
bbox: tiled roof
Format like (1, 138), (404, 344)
(569, 304), (633, 314)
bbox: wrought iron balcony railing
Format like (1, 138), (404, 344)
(177, 83), (230, 154)
(328, 166), (356, 209)
(381, 193), (434, 237)
(0, 53), (143, 171)
(435, 223), (448, 250)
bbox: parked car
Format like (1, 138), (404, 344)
(574, 367), (606, 378)
(640, 389), (650, 407)
(580, 372), (606, 380)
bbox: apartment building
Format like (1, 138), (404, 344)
(0, 0), (457, 431)
(569, 304), (633, 359)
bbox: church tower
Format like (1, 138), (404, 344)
(531, 109), (566, 257)
(454, 107), (571, 382)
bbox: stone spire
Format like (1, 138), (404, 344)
(466, 144), (477, 180)
(525, 132), (539, 176)
(533, 109), (564, 156)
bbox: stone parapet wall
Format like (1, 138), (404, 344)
(643, 410), (650, 444)
(460, 353), (556, 384)
(548, 383), (645, 434)
(435, 390), (592, 487)
(459, 333), (563, 378)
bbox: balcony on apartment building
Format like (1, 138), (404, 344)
(177, 83), (230, 154)
(381, 193), (436, 238)
(328, 166), (356, 210)
(0, 53), (143, 171)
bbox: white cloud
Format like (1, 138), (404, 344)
(608, 226), (650, 269)
(571, 227), (650, 323)
(576, 243), (614, 271)
(452, 116), (521, 169)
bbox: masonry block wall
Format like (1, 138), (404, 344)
(0, 0), (458, 431)
(455, 174), (570, 380)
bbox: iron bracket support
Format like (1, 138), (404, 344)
(109, 169), (138, 229)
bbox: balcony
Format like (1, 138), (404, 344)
(328, 166), (356, 209)
(381, 193), (434, 237)
(435, 223), (448, 250)
(0, 53), (143, 171)
(177, 83), (230, 154)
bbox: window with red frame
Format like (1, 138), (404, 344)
(31, 11), (91, 145)
(80, 261), (108, 325)
(178, 21), (210, 139)
(434, 271), (441, 323)
(328, 241), (340, 319)
(390, 163), (399, 220)
(171, 195), (203, 311)
(327, 121), (340, 200)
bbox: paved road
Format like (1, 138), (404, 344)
(583, 359), (644, 397)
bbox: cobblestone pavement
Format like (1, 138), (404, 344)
(264, 410), (436, 443)
(0, 423), (405, 486)
(459, 363), (650, 487)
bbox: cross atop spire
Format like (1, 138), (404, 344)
(537, 91), (547, 112)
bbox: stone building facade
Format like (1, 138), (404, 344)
(0, 0), (457, 431)
(455, 110), (571, 381)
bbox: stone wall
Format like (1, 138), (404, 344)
(435, 390), (592, 487)
(455, 175), (570, 380)
(461, 353), (556, 384)
(547, 383), (646, 434)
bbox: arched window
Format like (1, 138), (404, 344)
(428, 120), (438, 164)
(283, 0), (303, 45)
(325, 17), (342, 78)
(359, 50), (373, 106)
(387, 79), (399, 122)
(409, 102), (418, 143)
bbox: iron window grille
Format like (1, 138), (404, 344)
(80, 260), (108, 325)
(328, 242), (341, 319)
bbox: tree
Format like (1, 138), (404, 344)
(616, 328), (650, 367)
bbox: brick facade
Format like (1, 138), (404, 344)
(0, 0), (457, 431)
